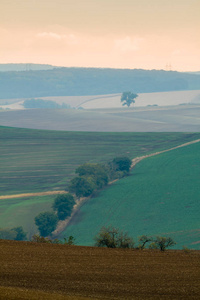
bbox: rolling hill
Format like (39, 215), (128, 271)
(0, 63), (57, 72)
(1, 126), (199, 238)
(0, 67), (200, 99)
(0, 104), (200, 132)
(1, 240), (199, 299)
(1, 90), (200, 109)
(59, 141), (200, 250)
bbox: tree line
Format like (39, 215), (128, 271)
(34, 156), (132, 237)
(94, 226), (176, 251)
(0, 156), (176, 251)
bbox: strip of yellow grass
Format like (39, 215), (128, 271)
(0, 191), (67, 200)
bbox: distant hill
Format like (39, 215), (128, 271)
(0, 67), (200, 99)
(0, 63), (57, 72)
(0, 105), (200, 132)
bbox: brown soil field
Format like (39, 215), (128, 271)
(0, 240), (200, 300)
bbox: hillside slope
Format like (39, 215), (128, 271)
(0, 240), (200, 300)
(1, 126), (199, 238)
(0, 67), (200, 99)
(1, 90), (200, 109)
(1, 104), (200, 132)
(59, 141), (200, 249)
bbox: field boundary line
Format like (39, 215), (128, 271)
(0, 190), (67, 200)
(131, 138), (200, 168)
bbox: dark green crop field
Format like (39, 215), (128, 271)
(1, 126), (200, 238)
(60, 141), (200, 249)
(1, 126), (199, 196)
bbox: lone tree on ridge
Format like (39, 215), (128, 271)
(121, 91), (138, 107)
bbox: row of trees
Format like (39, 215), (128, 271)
(23, 98), (71, 109)
(68, 157), (132, 198)
(34, 156), (132, 237)
(0, 225), (176, 251)
(35, 193), (75, 237)
(94, 226), (176, 251)
(31, 226), (176, 251)
(0, 226), (27, 241)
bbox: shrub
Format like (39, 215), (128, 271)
(12, 226), (27, 241)
(112, 157), (132, 174)
(31, 234), (75, 245)
(76, 163), (108, 188)
(138, 235), (152, 249)
(94, 226), (134, 248)
(0, 226), (27, 241)
(63, 235), (76, 245)
(152, 236), (176, 251)
(34, 212), (58, 237)
(0, 228), (17, 240)
(69, 176), (96, 198)
(52, 193), (75, 220)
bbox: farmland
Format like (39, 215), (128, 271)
(1, 104), (200, 132)
(2, 126), (199, 196)
(0, 195), (55, 239)
(60, 141), (200, 249)
(0, 239), (200, 299)
(1, 90), (200, 109)
(1, 126), (200, 237)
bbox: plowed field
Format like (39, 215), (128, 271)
(0, 240), (200, 299)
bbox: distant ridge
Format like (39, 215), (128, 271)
(0, 63), (57, 72)
(0, 66), (200, 99)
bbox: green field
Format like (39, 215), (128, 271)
(1, 126), (200, 239)
(2, 126), (199, 196)
(59, 141), (200, 250)
(0, 195), (55, 239)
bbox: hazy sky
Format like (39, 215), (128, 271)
(0, 0), (199, 71)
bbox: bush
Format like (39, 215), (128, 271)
(12, 226), (27, 241)
(34, 212), (58, 237)
(76, 163), (108, 188)
(138, 235), (152, 249)
(152, 236), (176, 251)
(63, 236), (76, 245)
(112, 157), (132, 174)
(0, 226), (27, 241)
(31, 234), (75, 245)
(52, 193), (75, 220)
(182, 246), (190, 253)
(0, 228), (17, 240)
(69, 176), (96, 198)
(94, 226), (134, 248)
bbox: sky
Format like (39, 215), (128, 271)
(0, 0), (199, 71)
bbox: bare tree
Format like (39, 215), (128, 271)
(94, 226), (134, 248)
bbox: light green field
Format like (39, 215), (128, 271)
(0, 195), (55, 238)
(60, 141), (200, 250)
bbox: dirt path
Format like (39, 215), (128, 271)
(131, 138), (200, 168)
(0, 190), (67, 200)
